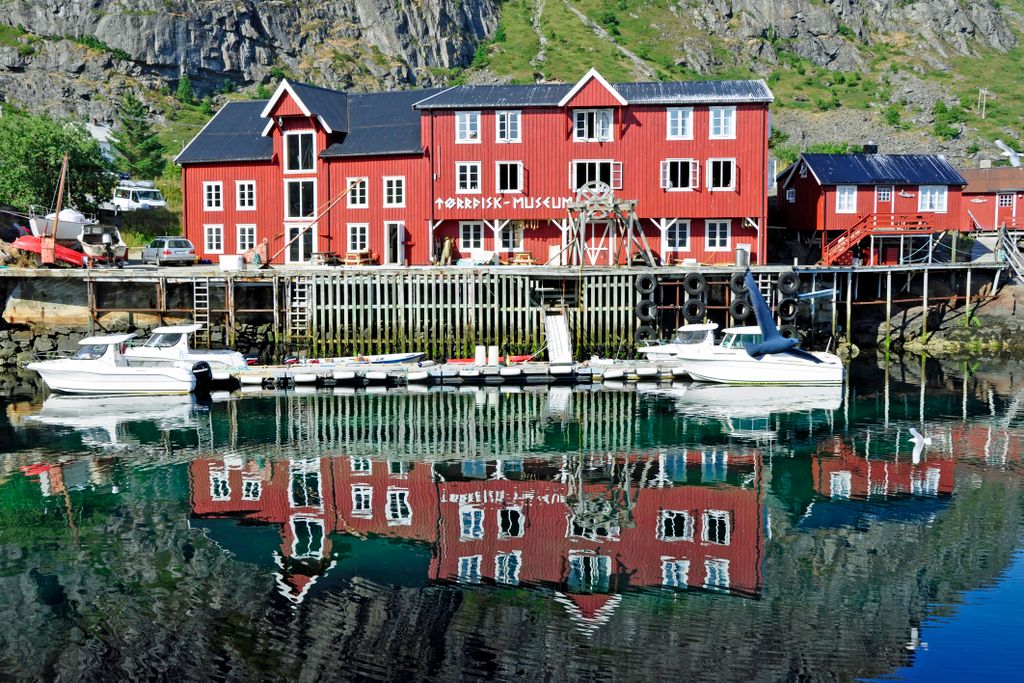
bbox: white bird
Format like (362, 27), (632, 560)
(909, 427), (932, 464)
(994, 139), (1021, 167)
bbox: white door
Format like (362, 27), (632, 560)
(384, 221), (405, 265)
(285, 223), (316, 264)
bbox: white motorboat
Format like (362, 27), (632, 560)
(637, 323), (718, 361)
(28, 207), (99, 241)
(78, 224), (128, 263)
(27, 333), (211, 394)
(25, 394), (201, 446)
(125, 324), (247, 382)
(676, 345), (844, 385)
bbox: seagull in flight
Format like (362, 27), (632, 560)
(909, 427), (932, 464)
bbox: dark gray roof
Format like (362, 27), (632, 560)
(801, 153), (966, 186)
(288, 81), (348, 132)
(321, 89), (443, 158)
(413, 79), (772, 109)
(174, 101), (274, 164)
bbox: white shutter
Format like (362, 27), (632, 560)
(706, 160), (713, 190)
(690, 160), (699, 189)
(660, 160), (670, 189)
(612, 161), (623, 190)
(733, 162), (739, 191)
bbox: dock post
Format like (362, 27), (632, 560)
(845, 271), (853, 342)
(922, 268), (929, 340)
(966, 267), (973, 319)
(810, 273), (817, 346)
(831, 274), (838, 338)
(885, 269), (892, 353)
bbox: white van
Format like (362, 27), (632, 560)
(105, 181), (167, 212)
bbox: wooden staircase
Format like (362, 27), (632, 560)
(820, 213), (942, 266)
(999, 227), (1024, 282)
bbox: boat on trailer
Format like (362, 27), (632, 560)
(124, 323), (248, 382)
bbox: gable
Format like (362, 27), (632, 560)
(558, 68), (627, 108)
(268, 95), (309, 119)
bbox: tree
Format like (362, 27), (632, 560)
(176, 73), (194, 104)
(111, 92), (166, 179)
(0, 112), (116, 212)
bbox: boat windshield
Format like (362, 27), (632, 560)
(144, 333), (182, 348)
(671, 330), (709, 344)
(73, 344), (109, 360)
(721, 333), (763, 349)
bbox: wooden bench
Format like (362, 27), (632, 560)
(342, 251), (378, 266)
(507, 252), (538, 265)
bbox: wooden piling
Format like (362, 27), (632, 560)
(845, 271), (853, 342)
(922, 267), (930, 340)
(885, 269), (892, 352)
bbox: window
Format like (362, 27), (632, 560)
(350, 458), (372, 475)
(204, 224), (224, 254)
(919, 185), (948, 213)
(236, 224), (256, 253)
(347, 223), (368, 253)
(567, 552), (611, 593)
(496, 161), (523, 193)
(912, 467), (942, 497)
(658, 509), (694, 541)
(289, 459), (322, 509)
(799, 162), (808, 178)
(456, 162), (482, 194)
(351, 485), (373, 517)
(836, 185), (858, 214)
(386, 488), (411, 526)
(707, 158), (736, 191)
(998, 193), (1014, 208)
(499, 223), (524, 252)
(830, 470), (853, 499)
(498, 507), (524, 538)
(291, 516), (324, 559)
(574, 109), (613, 141)
(284, 131), (314, 172)
(661, 159), (699, 191)
(876, 185), (893, 203)
(709, 106), (736, 139)
(665, 219), (690, 251)
(460, 222), (484, 252)
(704, 558), (730, 590)
(706, 220), (730, 251)
(210, 468), (230, 501)
(455, 111), (480, 143)
(388, 461), (409, 478)
(347, 177), (368, 208)
(667, 107), (693, 140)
(496, 110), (521, 143)
(702, 510), (731, 545)
(203, 182), (223, 211)
(702, 449), (728, 482)
(662, 558), (690, 588)
(785, 188), (796, 203)
(458, 555), (482, 583)
(285, 179), (316, 219)
(571, 160), (622, 190)
(460, 506), (484, 540)
(241, 478), (261, 501)
(495, 551), (522, 585)
(383, 176), (405, 207)
(236, 181), (255, 210)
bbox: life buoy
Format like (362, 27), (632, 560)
(777, 297), (799, 321)
(635, 299), (657, 322)
(636, 325), (658, 341)
(635, 273), (657, 295)
(777, 270), (800, 295)
(682, 297), (706, 322)
(779, 324), (800, 340)
(729, 272), (748, 295)
(683, 272), (706, 295)
(729, 297), (752, 321)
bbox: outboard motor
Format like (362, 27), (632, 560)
(191, 361), (213, 394)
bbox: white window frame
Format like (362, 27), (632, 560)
(458, 555), (483, 584)
(459, 506), (485, 540)
(288, 458), (323, 510)
(705, 220), (731, 252)
(351, 484), (373, 518)
(657, 509), (695, 541)
(499, 222), (524, 252)
(350, 458), (372, 475)
(235, 180), (256, 211)
(701, 509), (731, 546)
(241, 478), (261, 501)
(347, 222), (369, 253)
(998, 192), (1014, 208)
(876, 185), (893, 204)
(203, 182), (223, 211)
(455, 111), (481, 144)
(283, 130), (315, 173)
(495, 161), (523, 194)
(498, 506), (525, 538)
(830, 470), (853, 499)
(456, 162), (482, 194)
(661, 558), (690, 588)
(709, 106), (736, 140)
(346, 177), (368, 209)
(918, 185), (948, 213)
(661, 158), (699, 191)
(383, 176), (405, 208)
(573, 108), (613, 142)
(785, 188), (796, 203)
(667, 107), (693, 140)
(209, 467), (230, 501)
(570, 159), (622, 190)
(836, 185), (858, 214)
(385, 488), (412, 526)
(290, 515), (324, 559)
(459, 221), (485, 253)
(704, 558), (730, 590)
(236, 224), (256, 253)
(707, 158), (737, 191)
(495, 550), (522, 585)
(284, 178), (317, 220)
(496, 110), (521, 143)
(665, 219), (690, 252)
(204, 224), (224, 255)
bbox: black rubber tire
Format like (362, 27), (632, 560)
(636, 325), (658, 342)
(729, 297), (752, 321)
(682, 298), (706, 323)
(779, 324), (800, 340)
(635, 299), (657, 322)
(777, 270), (800, 295)
(682, 272), (706, 296)
(729, 271), (748, 295)
(635, 273), (657, 295)
(777, 297), (799, 322)
(529, 289), (543, 307)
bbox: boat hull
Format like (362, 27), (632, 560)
(678, 352), (844, 385)
(27, 363), (197, 395)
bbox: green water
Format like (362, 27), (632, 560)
(0, 357), (1022, 680)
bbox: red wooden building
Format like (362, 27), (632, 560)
(959, 167), (1024, 231)
(176, 70), (773, 266)
(777, 151), (966, 265)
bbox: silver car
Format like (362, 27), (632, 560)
(142, 237), (198, 266)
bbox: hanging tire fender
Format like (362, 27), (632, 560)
(779, 324), (801, 340)
(635, 299), (657, 322)
(729, 297), (751, 321)
(777, 297), (799, 321)
(635, 273), (658, 295)
(682, 297), (706, 323)
(682, 272), (706, 296)
(777, 270), (800, 295)
(729, 271), (748, 295)
(636, 325), (658, 342)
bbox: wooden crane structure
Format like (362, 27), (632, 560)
(561, 181), (655, 267)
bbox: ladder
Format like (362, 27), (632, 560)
(193, 278), (211, 348)
(288, 277), (313, 342)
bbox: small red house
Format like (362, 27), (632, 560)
(959, 166), (1024, 230)
(777, 152), (966, 265)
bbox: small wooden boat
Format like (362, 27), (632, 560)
(78, 224), (128, 264)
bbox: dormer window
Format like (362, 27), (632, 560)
(573, 109), (613, 142)
(456, 111), (480, 143)
(284, 131), (314, 172)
